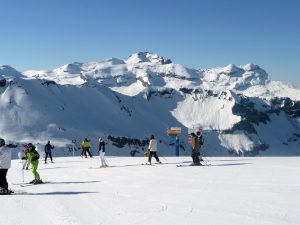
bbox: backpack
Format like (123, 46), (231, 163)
(198, 135), (204, 146)
(31, 148), (40, 161)
(45, 144), (53, 152)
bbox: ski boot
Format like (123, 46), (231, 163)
(0, 187), (14, 195)
(29, 179), (37, 184)
(190, 163), (202, 166)
(33, 179), (43, 184)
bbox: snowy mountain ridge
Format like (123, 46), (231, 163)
(1, 52), (300, 157)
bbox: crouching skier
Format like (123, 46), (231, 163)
(0, 138), (18, 195)
(23, 143), (43, 184)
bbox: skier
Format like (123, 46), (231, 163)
(98, 137), (108, 167)
(191, 133), (201, 166)
(44, 140), (54, 163)
(196, 131), (204, 161)
(80, 138), (93, 158)
(0, 138), (17, 194)
(147, 135), (161, 165)
(130, 149), (139, 157)
(18, 147), (30, 170)
(22, 143), (43, 184)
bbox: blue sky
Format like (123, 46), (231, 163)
(0, 0), (299, 84)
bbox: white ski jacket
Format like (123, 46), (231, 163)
(148, 139), (157, 152)
(0, 146), (12, 169)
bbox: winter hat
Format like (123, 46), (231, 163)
(0, 138), (5, 147)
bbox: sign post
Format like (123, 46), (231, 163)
(167, 127), (182, 156)
(72, 139), (76, 157)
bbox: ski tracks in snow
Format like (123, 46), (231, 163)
(10, 184), (81, 225)
(43, 195), (81, 225)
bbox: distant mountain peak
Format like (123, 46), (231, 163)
(242, 63), (260, 71)
(125, 52), (172, 64)
(105, 57), (125, 65)
(53, 63), (83, 74)
(219, 64), (243, 76)
(0, 65), (22, 77)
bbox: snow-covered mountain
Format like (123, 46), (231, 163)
(1, 52), (300, 157)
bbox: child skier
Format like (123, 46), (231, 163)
(22, 143), (43, 184)
(18, 146), (30, 170)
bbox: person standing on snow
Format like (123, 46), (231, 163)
(98, 137), (108, 167)
(0, 138), (17, 194)
(18, 147), (30, 170)
(147, 135), (161, 165)
(196, 131), (204, 161)
(130, 149), (139, 157)
(80, 138), (93, 158)
(22, 143), (43, 184)
(44, 140), (54, 163)
(191, 133), (201, 166)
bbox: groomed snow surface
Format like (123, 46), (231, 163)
(1, 157), (300, 225)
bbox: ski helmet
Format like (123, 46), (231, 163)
(27, 143), (33, 147)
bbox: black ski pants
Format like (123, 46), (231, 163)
(192, 151), (200, 164)
(0, 169), (8, 189)
(82, 147), (93, 158)
(45, 151), (53, 163)
(148, 151), (160, 163)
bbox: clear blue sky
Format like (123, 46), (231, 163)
(0, 0), (299, 84)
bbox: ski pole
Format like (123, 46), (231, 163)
(158, 152), (168, 162)
(200, 153), (211, 166)
(22, 161), (24, 183)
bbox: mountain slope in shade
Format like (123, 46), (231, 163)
(1, 52), (300, 157)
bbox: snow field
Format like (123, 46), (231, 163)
(1, 156), (299, 225)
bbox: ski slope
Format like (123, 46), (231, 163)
(1, 156), (300, 225)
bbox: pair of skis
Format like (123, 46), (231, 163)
(13, 181), (49, 187)
(177, 162), (211, 167)
(1, 190), (27, 195)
